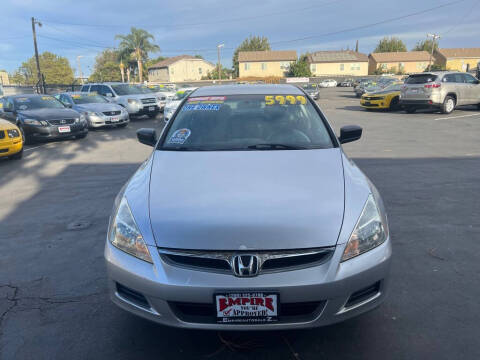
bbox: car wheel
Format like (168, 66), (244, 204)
(19, 126), (33, 145)
(148, 113), (158, 119)
(405, 107), (417, 114)
(11, 148), (23, 160)
(389, 97), (400, 111)
(477, 103), (480, 110)
(441, 96), (455, 114)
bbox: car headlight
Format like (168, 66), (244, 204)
(23, 118), (42, 126)
(109, 197), (152, 263)
(341, 194), (388, 261)
(127, 98), (139, 104)
(7, 129), (20, 138)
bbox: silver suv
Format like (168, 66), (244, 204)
(80, 82), (161, 118)
(400, 72), (480, 114)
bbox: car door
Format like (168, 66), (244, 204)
(462, 73), (480, 104)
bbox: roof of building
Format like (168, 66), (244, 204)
(369, 51), (431, 62)
(238, 50), (297, 62)
(307, 50), (368, 63)
(149, 55), (209, 69)
(193, 84), (303, 96)
(436, 48), (480, 59)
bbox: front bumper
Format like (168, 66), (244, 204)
(105, 238), (392, 330)
(360, 98), (389, 109)
(126, 102), (161, 116)
(0, 138), (23, 157)
(23, 123), (88, 140)
(87, 113), (130, 128)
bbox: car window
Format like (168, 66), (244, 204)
(443, 74), (465, 83)
(110, 84), (144, 95)
(406, 74), (438, 84)
(80, 85), (90, 92)
(71, 93), (109, 104)
(160, 94), (334, 151)
(463, 74), (478, 84)
(98, 85), (112, 96)
(89, 85), (100, 94)
(13, 96), (65, 110)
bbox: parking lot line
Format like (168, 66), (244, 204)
(434, 113), (480, 121)
(24, 144), (48, 152)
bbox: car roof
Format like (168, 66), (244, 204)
(59, 91), (89, 96)
(192, 84), (303, 96)
(9, 94), (54, 98)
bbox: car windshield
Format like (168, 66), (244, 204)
(71, 94), (108, 104)
(14, 96), (65, 110)
(160, 94), (334, 151)
(111, 84), (144, 95)
(173, 90), (193, 100)
(406, 74), (438, 84)
(302, 84), (317, 90)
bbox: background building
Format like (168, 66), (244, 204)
(368, 51), (430, 74)
(238, 50), (297, 78)
(434, 48), (480, 72)
(0, 70), (9, 85)
(307, 51), (368, 76)
(148, 55), (215, 83)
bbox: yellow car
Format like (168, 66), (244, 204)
(0, 119), (23, 160)
(360, 82), (403, 110)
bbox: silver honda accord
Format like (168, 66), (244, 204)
(105, 84), (391, 330)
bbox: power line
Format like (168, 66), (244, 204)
(442, 0), (480, 36)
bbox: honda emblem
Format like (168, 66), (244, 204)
(231, 255), (260, 277)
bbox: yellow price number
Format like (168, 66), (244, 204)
(41, 96), (54, 101)
(72, 94), (82, 99)
(265, 95), (306, 105)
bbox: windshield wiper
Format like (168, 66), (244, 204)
(247, 143), (307, 150)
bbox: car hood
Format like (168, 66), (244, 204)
(17, 108), (80, 120)
(148, 148), (345, 250)
(369, 90), (400, 96)
(74, 103), (122, 113)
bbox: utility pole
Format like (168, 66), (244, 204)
(76, 55), (84, 84)
(217, 43), (224, 80)
(31, 17), (44, 93)
(427, 33), (440, 71)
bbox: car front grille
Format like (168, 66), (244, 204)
(103, 110), (121, 116)
(169, 300), (326, 324)
(159, 247), (334, 276)
(364, 96), (383, 100)
(48, 119), (75, 125)
(141, 98), (157, 104)
(0, 131), (5, 139)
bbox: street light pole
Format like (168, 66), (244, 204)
(427, 33), (440, 71)
(217, 43), (224, 80)
(31, 17), (44, 93)
(77, 55), (84, 84)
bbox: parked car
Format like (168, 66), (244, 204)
(0, 94), (88, 144)
(80, 82), (161, 118)
(301, 83), (320, 99)
(353, 78), (370, 89)
(360, 82), (403, 111)
(354, 80), (376, 97)
(55, 92), (129, 128)
(0, 118), (23, 160)
(362, 77), (397, 95)
(400, 71), (480, 114)
(339, 79), (354, 87)
(163, 87), (197, 122)
(141, 85), (176, 111)
(105, 84), (391, 330)
(319, 79), (337, 88)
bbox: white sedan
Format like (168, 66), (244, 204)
(319, 79), (337, 88)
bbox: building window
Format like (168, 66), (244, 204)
(261, 63), (267, 71)
(380, 63), (387, 70)
(244, 63), (250, 70)
(350, 63), (360, 71)
(310, 64), (316, 72)
(417, 62), (426, 69)
(198, 68), (202, 74)
(280, 61), (290, 70)
(340, 64), (344, 71)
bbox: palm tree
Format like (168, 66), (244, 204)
(115, 27), (160, 83)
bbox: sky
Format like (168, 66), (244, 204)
(1, 0), (479, 77)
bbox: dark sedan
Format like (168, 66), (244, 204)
(0, 94), (88, 143)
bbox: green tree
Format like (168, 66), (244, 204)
(412, 39), (438, 53)
(10, 52), (74, 85)
(202, 66), (233, 80)
(287, 54), (312, 77)
(374, 37), (407, 53)
(115, 27), (160, 82)
(88, 49), (122, 82)
(233, 35), (270, 77)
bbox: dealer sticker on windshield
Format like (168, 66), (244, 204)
(215, 292), (278, 324)
(168, 128), (191, 144)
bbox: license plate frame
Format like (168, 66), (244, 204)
(58, 126), (71, 133)
(215, 292), (279, 324)
(110, 117), (119, 122)
(148, 106), (155, 112)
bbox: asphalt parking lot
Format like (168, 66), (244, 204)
(1, 87), (479, 360)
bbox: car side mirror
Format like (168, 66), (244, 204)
(137, 128), (157, 147)
(339, 125), (362, 144)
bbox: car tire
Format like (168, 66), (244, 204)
(441, 96), (456, 114)
(477, 103), (480, 110)
(389, 97), (400, 111)
(148, 113), (157, 119)
(11, 148), (23, 160)
(19, 126), (33, 145)
(405, 107), (417, 114)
